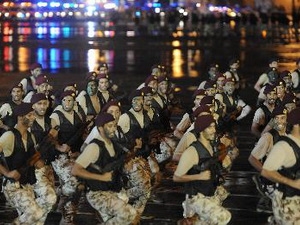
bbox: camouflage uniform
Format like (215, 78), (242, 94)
(123, 156), (152, 214)
(86, 190), (137, 225)
(270, 190), (300, 225)
(3, 173), (56, 225)
(183, 186), (231, 225)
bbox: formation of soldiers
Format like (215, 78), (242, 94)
(0, 58), (300, 225)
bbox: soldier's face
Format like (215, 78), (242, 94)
(202, 123), (216, 141)
(62, 96), (75, 112)
(87, 81), (97, 96)
(205, 88), (216, 96)
(31, 68), (42, 77)
(103, 120), (117, 138)
(148, 80), (158, 93)
(11, 88), (23, 102)
(224, 82), (235, 95)
(132, 96), (143, 112)
(33, 100), (48, 117)
(98, 78), (109, 91)
(107, 105), (121, 122)
(276, 85), (285, 99)
(22, 111), (36, 127)
(158, 81), (168, 94)
(144, 94), (153, 106)
(194, 95), (204, 107)
(274, 114), (287, 132)
(266, 91), (277, 104)
(37, 83), (50, 94)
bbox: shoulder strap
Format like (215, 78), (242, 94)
(280, 136), (300, 164)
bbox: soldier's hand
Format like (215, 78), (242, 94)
(57, 144), (71, 153)
(198, 170), (211, 180)
(292, 179), (300, 190)
(7, 170), (21, 181)
(101, 171), (113, 182)
(134, 138), (143, 150)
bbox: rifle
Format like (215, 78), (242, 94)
(223, 104), (247, 122)
(65, 118), (94, 148)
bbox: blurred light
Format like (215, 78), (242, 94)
(87, 49), (100, 72)
(104, 3), (116, 9)
(37, 2), (48, 7)
(50, 2), (60, 7)
(172, 49), (183, 78)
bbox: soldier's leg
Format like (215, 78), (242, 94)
(52, 154), (82, 224)
(272, 190), (300, 225)
(86, 190), (137, 225)
(34, 166), (57, 224)
(190, 193), (231, 225)
(3, 181), (44, 225)
(124, 157), (152, 214)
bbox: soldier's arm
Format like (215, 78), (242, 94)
(173, 146), (210, 182)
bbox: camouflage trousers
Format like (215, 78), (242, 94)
(51, 154), (83, 222)
(51, 154), (81, 197)
(124, 157), (152, 214)
(86, 189), (137, 225)
(2, 166), (57, 225)
(184, 186), (231, 225)
(271, 190), (300, 225)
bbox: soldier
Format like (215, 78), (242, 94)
(23, 75), (52, 103)
(173, 89), (206, 139)
(97, 72), (115, 108)
(249, 105), (287, 213)
(261, 107), (300, 224)
(72, 112), (139, 225)
(0, 103), (56, 224)
(20, 63), (43, 95)
(173, 115), (231, 225)
(0, 83), (24, 135)
(251, 84), (277, 138)
(76, 75), (101, 122)
(50, 90), (86, 225)
(224, 58), (242, 91)
(198, 63), (220, 90)
(291, 58), (300, 97)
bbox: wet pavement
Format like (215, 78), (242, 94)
(1, 21), (300, 224)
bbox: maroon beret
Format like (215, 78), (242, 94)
(271, 105), (288, 118)
(274, 79), (286, 87)
(263, 84), (276, 95)
(194, 115), (215, 133)
(30, 63), (42, 70)
(129, 89), (144, 101)
(14, 103), (33, 117)
(192, 89), (206, 98)
(287, 107), (300, 125)
(60, 90), (76, 100)
(204, 81), (216, 90)
(145, 75), (158, 86)
(282, 93), (297, 105)
(95, 112), (115, 127)
(215, 73), (226, 81)
(31, 93), (48, 104)
(223, 77), (236, 85)
(157, 75), (168, 84)
(98, 63), (109, 69)
(193, 105), (211, 118)
(200, 96), (215, 106)
(86, 71), (98, 79)
(35, 75), (49, 86)
(102, 100), (121, 113)
(141, 86), (153, 95)
(11, 83), (23, 92)
(97, 72), (109, 80)
(279, 70), (291, 79)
